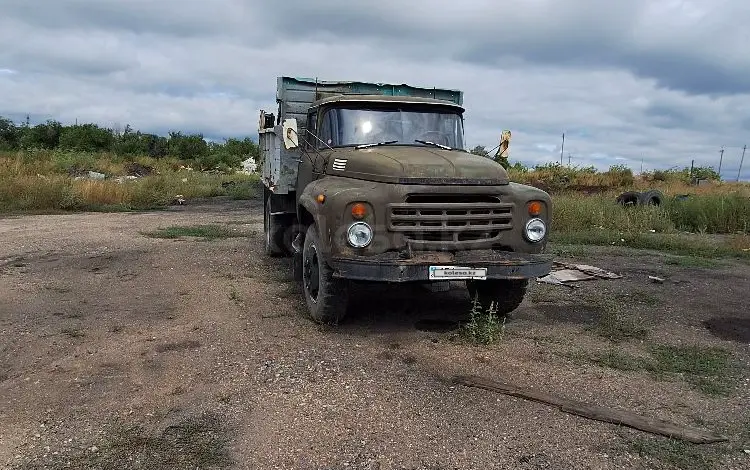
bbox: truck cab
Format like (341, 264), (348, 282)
(260, 77), (553, 324)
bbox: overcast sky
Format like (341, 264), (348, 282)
(1, 0), (749, 179)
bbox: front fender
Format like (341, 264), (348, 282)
(298, 177), (381, 259)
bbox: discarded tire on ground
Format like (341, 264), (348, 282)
(616, 190), (664, 207)
(615, 191), (642, 206)
(639, 189), (664, 206)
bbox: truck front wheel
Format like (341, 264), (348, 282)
(301, 224), (349, 324)
(466, 279), (528, 317)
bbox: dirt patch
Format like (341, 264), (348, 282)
(1, 201), (748, 469)
(155, 340), (202, 353)
(18, 411), (232, 470)
(414, 318), (459, 333)
(532, 303), (605, 324)
(703, 317), (750, 343)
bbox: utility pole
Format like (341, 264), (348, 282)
(738, 145), (747, 182)
(718, 146), (724, 178)
(568, 153), (572, 167)
(560, 133), (565, 165)
(640, 156), (644, 174)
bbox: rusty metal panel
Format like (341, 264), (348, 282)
(276, 76), (463, 125)
(259, 126), (297, 194)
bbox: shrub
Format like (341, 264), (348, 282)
(59, 124), (115, 152)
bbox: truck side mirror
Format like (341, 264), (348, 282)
(282, 118), (299, 150)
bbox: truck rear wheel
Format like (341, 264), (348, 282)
(264, 195), (285, 257)
(302, 224), (349, 324)
(466, 279), (528, 317)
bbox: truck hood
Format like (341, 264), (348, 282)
(323, 146), (509, 185)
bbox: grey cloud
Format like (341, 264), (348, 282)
(1, 0), (251, 37)
(252, 0), (750, 96)
(1, 0), (749, 180)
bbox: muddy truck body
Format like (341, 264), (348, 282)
(259, 77), (553, 323)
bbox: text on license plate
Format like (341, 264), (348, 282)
(429, 266), (487, 280)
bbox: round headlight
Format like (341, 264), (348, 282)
(524, 218), (547, 242)
(347, 222), (373, 248)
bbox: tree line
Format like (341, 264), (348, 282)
(0, 116), (259, 171)
(468, 144), (721, 182)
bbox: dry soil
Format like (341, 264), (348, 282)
(1, 198), (749, 470)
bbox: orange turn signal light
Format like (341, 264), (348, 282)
(528, 201), (543, 216)
(316, 194), (326, 204)
(351, 203), (367, 219)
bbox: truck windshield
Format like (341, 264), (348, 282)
(318, 106), (464, 149)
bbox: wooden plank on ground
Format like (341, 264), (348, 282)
(452, 374), (727, 444)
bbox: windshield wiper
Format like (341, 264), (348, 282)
(414, 139), (452, 150)
(355, 140), (398, 149)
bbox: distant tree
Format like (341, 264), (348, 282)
(0, 116), (20, 150)
(20, 120), (63, 149)
(507, 161), (529, 173)
(222, 137), (260, 160)
(469, 145), (490, 157)
(687, 165), (720, 181)
(168, 132), (208, 159)
(59, 123), (115, 152)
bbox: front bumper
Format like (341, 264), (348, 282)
(328, 250), (553, 282)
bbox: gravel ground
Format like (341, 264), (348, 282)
(1, 198), (748, 470)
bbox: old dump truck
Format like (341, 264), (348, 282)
(259, 77), (553, 324)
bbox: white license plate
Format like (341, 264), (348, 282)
(429, 266), (487, 280)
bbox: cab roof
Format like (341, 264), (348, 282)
(309, 94), (465, 112)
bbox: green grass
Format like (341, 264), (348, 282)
(552, 230), (750, 259)
(613, 290), (661, 307)
(572, 344), (736, 397)
(223, 180), (261, 200)
(592, 307), (650, 343)
(550, 193), (750, 258)
(649, 345), (735, 396)
(627, 437), (716, 470)
(0, 151), (262, 213)
(552, 194), (675, 234)
(460, 296), (506, 345)
(551, 192), (750, 235)
(143, 224), (251, 240)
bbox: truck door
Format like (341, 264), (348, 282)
(296, 109), (320, 194)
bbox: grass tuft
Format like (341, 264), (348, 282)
(460, 296), (506, 345)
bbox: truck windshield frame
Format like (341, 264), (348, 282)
(316, 104), (465, 150)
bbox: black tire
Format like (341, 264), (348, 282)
(615, 191), (641, 206)
(302, 224), (349, 324)
(466, 279), (528, 317)
(264, 195), (285, 257)
(639, 189), (664, 206)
